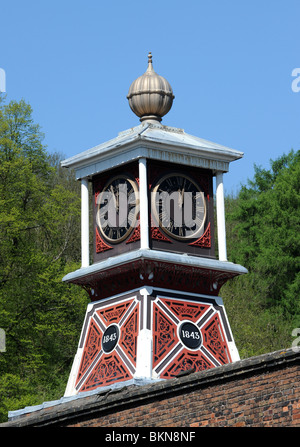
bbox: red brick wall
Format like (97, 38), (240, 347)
(68, 362), (299, 427)
(2, 349), (299, 427)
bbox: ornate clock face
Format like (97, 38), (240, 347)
(151, 173), (207, 241)
(96, 175), (139, 243)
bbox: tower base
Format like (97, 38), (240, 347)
(65, 286), (239, 397)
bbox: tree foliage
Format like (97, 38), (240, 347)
(222, 150), (300, 358)
(0, 96), (89, 422)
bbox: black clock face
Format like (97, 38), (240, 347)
(96, 175), (139, 243)
(151, 173), (207, 240)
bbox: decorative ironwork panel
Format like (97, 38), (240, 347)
(119, 306), (139, 366)
(189, 222), (211, 248)
(160, 297), (210, 323)
(153, 303), (179, 368)
(76, 319), (103, 385)
(95, 227), (113, 253)
(202, 313), (231, 365)
(126, 222), (140, 244)
(96, 300), (132, 325)
(80, 352), (132, 391)
(161, 349), (215, 379)
(152, 295), (232, 378)
(75, 295), (139, 393)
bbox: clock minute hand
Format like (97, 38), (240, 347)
(110, 185), (117, 208)
(178, 186), (184, 208)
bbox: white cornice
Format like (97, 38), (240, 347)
(62, 249), (248, 284)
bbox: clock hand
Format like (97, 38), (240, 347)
(110, 184), (118, 211)
(116, 188), (120, 212)
(178, 186), (184, 208)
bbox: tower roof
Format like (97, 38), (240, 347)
(61, 123), (244, 180)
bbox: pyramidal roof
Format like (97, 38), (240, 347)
(61, 122), (243, 180)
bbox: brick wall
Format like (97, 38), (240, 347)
(68, 354), (299, 427)
(2, 348), (299, 427)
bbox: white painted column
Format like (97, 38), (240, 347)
(216, 172), (227, 261)
(81, 178), (89, 268)
(138, 157), (149, 249)
(135, 287), (153, 379)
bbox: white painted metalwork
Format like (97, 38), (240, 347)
(81, 178), (89, 268)
(216, 172), (227, 262)
(138, 158), (149, 249)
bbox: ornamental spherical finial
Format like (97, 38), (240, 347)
(127, 53), (174, 123)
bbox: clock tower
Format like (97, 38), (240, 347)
(62, 53), (247, 397)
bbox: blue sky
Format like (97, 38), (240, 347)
(1, 0), (299, 194)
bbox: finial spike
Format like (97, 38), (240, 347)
(147, 52), (153, 72)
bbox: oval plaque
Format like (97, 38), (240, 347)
(179, 321), (202, 350)
(102, 324), (119, 353)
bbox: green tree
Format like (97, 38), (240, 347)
(222, 150), (300, 358)
(0, 96), (89, 422)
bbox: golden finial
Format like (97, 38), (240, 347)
(127, 52), (174, 123)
